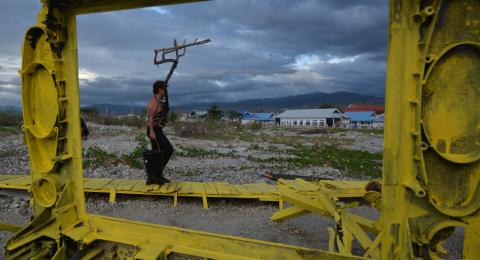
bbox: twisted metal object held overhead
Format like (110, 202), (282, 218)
(154, 38), (211, 85)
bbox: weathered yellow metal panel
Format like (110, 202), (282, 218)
(271, 206), (308, 222)
(382, 0), (480, 258)
(71, 0), (207, 14)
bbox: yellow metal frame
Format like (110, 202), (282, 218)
(2, 0), (479, 259)
(381, 1), (480, 259)
(9, 1), (357, 258)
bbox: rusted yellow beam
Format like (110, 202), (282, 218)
(67, 0), (207, 15)
(0, 224), (22, 233)
(72, 214), (364, 259)
(271, 206), (309, 222)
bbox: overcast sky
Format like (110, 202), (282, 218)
(0, 0), (388, 107)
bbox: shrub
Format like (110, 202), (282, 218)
(171, 121), (222, 138)
(246, 121), (262, 130)
(0, 111), (22, 127)
(82, 113), (146, 128)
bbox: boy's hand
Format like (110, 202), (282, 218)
(149, 131), (156, 139)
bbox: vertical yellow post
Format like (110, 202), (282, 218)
(109, 190), (117, 203)
(173, 192), (178, 208)
(201, 192), (208, 209)
(383, 0), (480, 258)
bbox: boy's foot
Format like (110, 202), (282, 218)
(146, 176), (170, 185)
(158, 176), (170, 184)
(146, 178), (155, 185)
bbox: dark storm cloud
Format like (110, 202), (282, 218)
(1, 0), (388, 107)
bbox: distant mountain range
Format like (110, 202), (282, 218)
(82, 103), (146, 115)
(1, 91), (384, 115)
(174, 91), (384, 112)
(0, 106), (21, 113)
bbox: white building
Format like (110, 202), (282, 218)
(274, 108), (348, 127)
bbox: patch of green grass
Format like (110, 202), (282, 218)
(84, 146), (120, 168)
(250, 145), (382, 178)
(84, 134), (150, 169)
(246, 121), (262, 130)
(327, 127), (384, 135)
(248, 144), (262, 150)
(0, 127), (20, 135)
(82, 113), (146, 128)
(121, 134), (149, 169)
(175, 145), (238, 159)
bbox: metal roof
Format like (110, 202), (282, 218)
(344, 111), (376, 122)
(243, 112), (274, 121)
(275, 109), (344, 119)
(372, 114), (384, 122)
(242, 112), (255, 119)
(254, 113), (274, 120)
(344, 104), (384, 114)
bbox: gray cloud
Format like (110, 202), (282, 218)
(1, 0), (387, 107)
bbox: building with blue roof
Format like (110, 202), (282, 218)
(344, 111), (380, 128)
(371, 114), (384, 128)
(241, 112), (274, 125)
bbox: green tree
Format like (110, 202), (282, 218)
(80, 107), (99, 117)
(169, 111), (179, 122)
(318, 103), (339, 109)
(225, 110), (241, 121)
(207, 104), (222, 121)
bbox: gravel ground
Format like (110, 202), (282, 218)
(0, 123), (461, 259)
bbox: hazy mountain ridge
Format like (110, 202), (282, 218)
(174, 91), (384, 112)
(1, 91), (384, 114)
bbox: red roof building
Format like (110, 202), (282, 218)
(343, 104), (385, 114)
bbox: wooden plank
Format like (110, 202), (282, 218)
(214, 182), (232, 195)
(225, 185), (241, 195)
(115, 179), (137, 191)
(322, 180), (368, 190)
(0, 176), (30, 185)
(155, 183), (167, 193)
(131, 180), (148, 192)
(0, 175), (289, 203)
(151, 183), (162, 191)
(241, 184), (261, 194)
(165, 182), (179, 193)
(293, 179), (319, 192)
(179, 182), (193, 194)
(83, 178), (113, 190)
(271, 206), (309, 222)
(278, 179), (306, 191)
(83, 178), (93, 186)
(102, 179), (123, 190)
(191, 182), (205, 195)
(147, 184), (160, 191)
(280, 188), (333, 218)
(255, 183), (278, 194)
(232, 184), (251, 194)
(242, 183), (277, 194)
(0, 175), (23, 181)
(203, 182), (218, 195)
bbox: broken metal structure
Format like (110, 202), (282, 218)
(154, 38), (210, 85)
(0, 174), (368, 208)
(0, 0), (479, 259)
